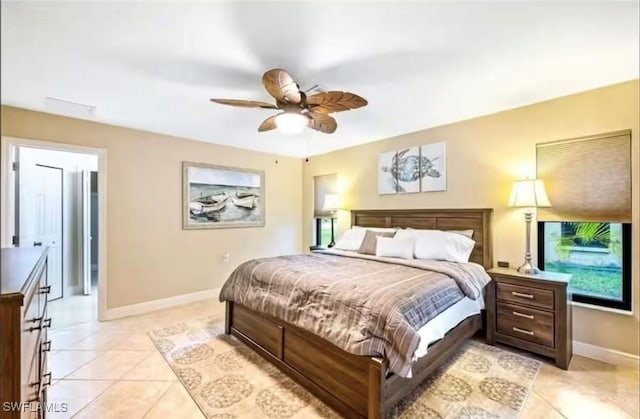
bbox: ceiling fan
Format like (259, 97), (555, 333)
(210, 68), (367, 134)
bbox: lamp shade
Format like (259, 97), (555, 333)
(322, 194), (339, 212)
(508, 179), (551, 208)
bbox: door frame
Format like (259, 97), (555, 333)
(1, 136), (108, 321)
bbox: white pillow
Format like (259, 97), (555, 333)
(333, 228), (367, 251)
(376, 236), (415, 260)
(404, 227), (474, 238)
(395, 229), (475, 263)
(448, 229), (474, 238)
(334, 226), (400, 251)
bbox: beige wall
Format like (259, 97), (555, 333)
(1, 106), (303, 310)
(302, 80), (640, 355)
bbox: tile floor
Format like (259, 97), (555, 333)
(48, 299), (639, 418)
(48, 286), (98, 329)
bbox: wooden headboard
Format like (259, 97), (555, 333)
(351, 208), (493, 269)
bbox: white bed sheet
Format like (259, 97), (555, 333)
(413, 296), (484, 361)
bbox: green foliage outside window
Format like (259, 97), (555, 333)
(545, 222), (623, 301)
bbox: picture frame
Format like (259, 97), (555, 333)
(420, 141), (446, 192)
(377, 141), (447, 195)
(182, 162), (265, 230)
(396, 147), (421, 194)
(378, 150), (398, 194)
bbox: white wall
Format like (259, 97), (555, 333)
(19, 147), (98, 295)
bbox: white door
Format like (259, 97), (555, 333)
(16, 151), (64, 301)
(81, 170), (92, 295)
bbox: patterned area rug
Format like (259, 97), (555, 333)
(149, 316), (541, 418)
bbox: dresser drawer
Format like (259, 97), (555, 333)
(21, 340), (40, 407)
(496, 282), (554, 310)
(497, 302), (554, 347)
(22, 291), (41, 369)
(36, 265), (49, 314)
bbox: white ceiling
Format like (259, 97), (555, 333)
(1, 1), (638, 157)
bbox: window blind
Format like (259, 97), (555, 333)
(314, 173), (337, 217)
(536, 130), (631, 222)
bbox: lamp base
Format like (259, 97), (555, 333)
(517, 260), (541, 275)
(327, 217), (336, 248)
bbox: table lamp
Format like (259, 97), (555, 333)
(323, 194), (339, 247)
(508, 179), (551, 274)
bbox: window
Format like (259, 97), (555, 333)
(536, 130), (632, 311)
(538, 222), (631, 311)
(313, 173), (337, 247)
(315, 218), (334, 247)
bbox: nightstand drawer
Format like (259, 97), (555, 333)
(496, 282), (554, 310)
(497, 302), (554, 347)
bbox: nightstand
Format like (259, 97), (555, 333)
(486, 267), (573, 369)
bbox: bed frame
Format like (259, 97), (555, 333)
(225, 208), (493, 418)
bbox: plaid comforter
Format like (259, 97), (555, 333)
(219, 250), (490, 377)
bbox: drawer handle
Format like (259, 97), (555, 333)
(513, 311), (535, 320)
(43, 372), (52, 387)
(513, 326), (535, 336)
(30, 373), (52, 389)
(42, 340), (52, 352)
(26, 317), (51, 332)
(512, 291), (534, 299)
(26, 315), (44, 324)
(40, 285), (51, 294)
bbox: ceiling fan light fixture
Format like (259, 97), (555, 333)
(210, 68), (367, 134)
(275, 113), (308, 134)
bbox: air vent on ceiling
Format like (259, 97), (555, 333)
(44, 97), (96, 119)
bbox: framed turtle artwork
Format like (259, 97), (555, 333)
(378, 150), (398, 194)
(420, 141), (447, 192)
(395, 147), (421, 193)
(378, 142), (447, 195)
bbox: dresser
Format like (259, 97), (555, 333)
(486, 267), (572, 369)
(1, 247), (51, 419)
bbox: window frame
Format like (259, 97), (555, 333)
(315, 217), (332, 247)
(315, 218), (322, 246)
(538, 222), (632, 311)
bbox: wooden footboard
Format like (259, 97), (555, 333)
(225, 301), (482, 419)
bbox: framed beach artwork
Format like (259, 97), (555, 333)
(378, 151), (398, 194)
(420, 141), (446, 192)
(183, 162), (265, 229)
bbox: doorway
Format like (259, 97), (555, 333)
(11, 145), (100, 326)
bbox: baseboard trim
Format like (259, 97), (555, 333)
(573, 340), (639, 369)
(103, 288), (220, 321)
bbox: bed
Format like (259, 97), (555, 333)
(222, 208), (493, 419)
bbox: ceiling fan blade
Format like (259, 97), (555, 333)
(210, 98), (277, 109)
(307, 112), (337, 134)
(306, 91), (367, 114)
(262, 69), (302, 104)
(258, 114), (279, 132)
